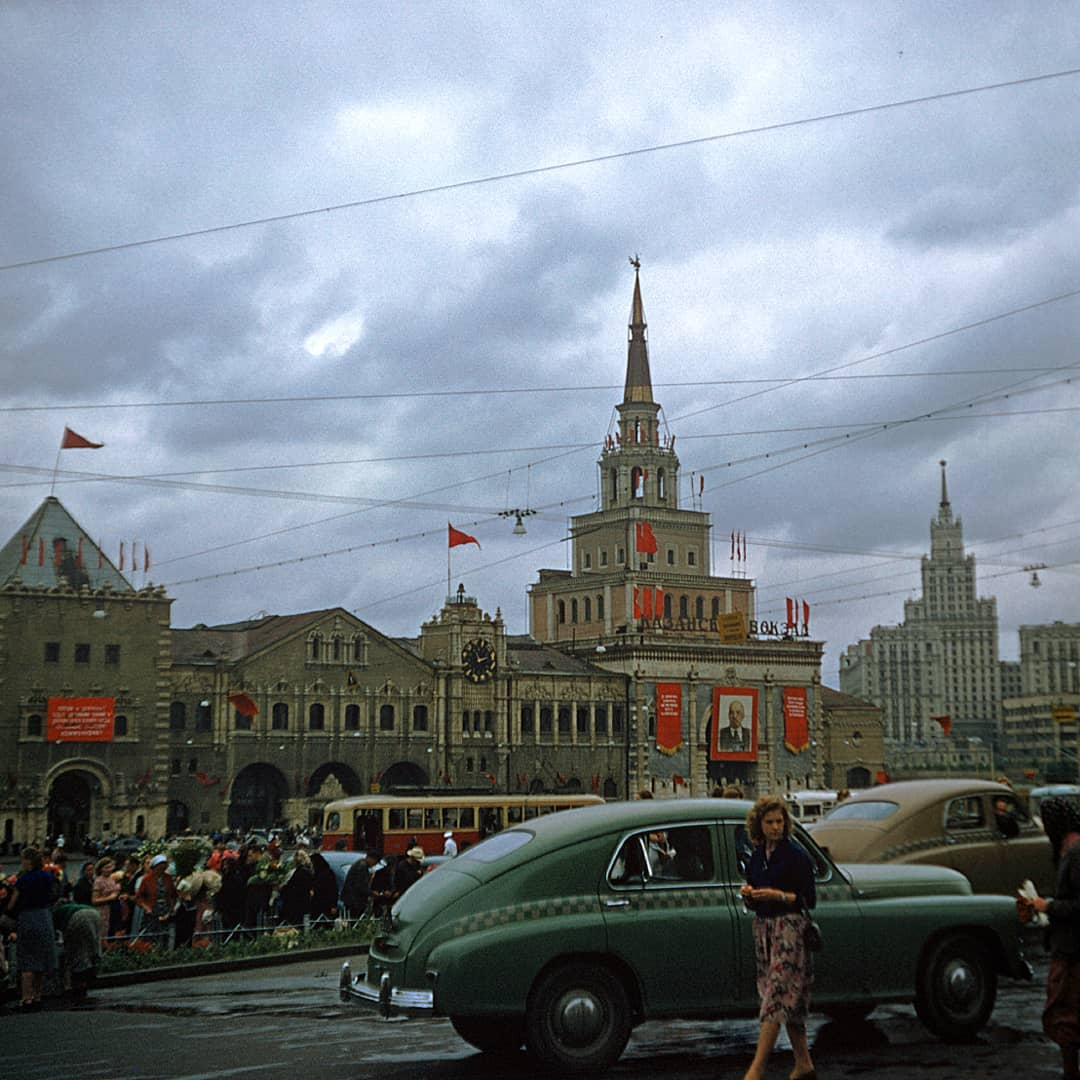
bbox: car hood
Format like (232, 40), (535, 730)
(840, 861), (972, 899)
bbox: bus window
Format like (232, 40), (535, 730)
(407, 808), (423, 830)
(539, 805), (555, 815)
(460, 807), (475, 828)
(508, 806), (523, 824)
(388, 808), (405, 830)
(424, 807), (440, 829)
(524, 805), (538, 820)
(443, 808), (459, 829)
(326, 812), (340, 831)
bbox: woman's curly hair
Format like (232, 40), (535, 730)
(744, 796), (792, 844)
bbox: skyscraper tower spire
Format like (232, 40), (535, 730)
(624, 255), (653, 405)
(938, 459), (952, 524)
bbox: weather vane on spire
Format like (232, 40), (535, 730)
(629, 253), (640, 270)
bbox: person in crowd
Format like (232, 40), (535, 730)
(442, 831), (458, 857)
(71, 861), (96, 906)
(369, 856), (395, 917)
(92, 856), (121, 943)
(309, 850), (339, 927)
(118, 855), (140, 935)
(393, 846), (425, 899)
(206, 839), (226, 872)
(722, 784), (745, 799)
(739, 795), (817, 1080)
(279, 847), (314, 926)
(216, 850), (245, 931)
(994, 795), (1020, 839)
(1018, 797), (1080, 1080)
(241, 841), (271, 930)
(51, 851), (71, 901)
(135, 853), (176, 945)
(340, 852), (378, 918)
(52, 901), (101, 999)
(5, 847), (58, 1010)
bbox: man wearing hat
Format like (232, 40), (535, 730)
(135, 854), (176, 945)
(442, 831), (458, 857)
(393, 846), (425, 899)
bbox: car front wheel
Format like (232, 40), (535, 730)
(449, 1015), (525, 1055)
(915, 933), (996, 1042)
(525, 961), (632, 1072)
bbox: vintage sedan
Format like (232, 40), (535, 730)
(810, 779), (1054, 896)
(340, 798), (1032, 1072)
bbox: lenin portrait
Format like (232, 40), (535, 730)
(710, 687), (758, 761)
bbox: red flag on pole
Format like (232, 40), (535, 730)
(786, 598), (795, 627)
(61, 427), (104, 449)
(802, 600), (810, 625)
(144, 546), (151, 573)
(642, 586), (653, 619)
(448, 523), (480, 548)
(932, 715), (952, 737)
(654, 585), (664, 617)
(635, 521), (657, 554)
(227, 692), (259, 717)
(20, 535), (27, 565)
(97, 541), (104, 569)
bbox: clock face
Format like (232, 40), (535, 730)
(462, 637), (497, 683)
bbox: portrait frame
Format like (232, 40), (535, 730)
(709, 686), (758, 761)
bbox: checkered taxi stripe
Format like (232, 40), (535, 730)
(878, 829), (998, 863)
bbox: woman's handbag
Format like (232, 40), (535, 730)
(802, 906), (824, 952)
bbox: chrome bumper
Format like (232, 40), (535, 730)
(339, 961), (435, 1017)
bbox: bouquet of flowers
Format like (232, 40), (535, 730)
(133, 838), (168, 865)
(247, 853), (290, 889)
(177, 867), (222, 901)
(170, 837), (212, 879)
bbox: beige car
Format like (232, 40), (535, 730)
(809, 779), (1054, 896)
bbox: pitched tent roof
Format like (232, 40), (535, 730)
(0, 496), (132, 592)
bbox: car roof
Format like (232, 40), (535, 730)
(830, 779), (1014, 820)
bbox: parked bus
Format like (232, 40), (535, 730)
(786, 790), (839, 825)
(320, 792), (605, 855)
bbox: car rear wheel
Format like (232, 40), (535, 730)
(525, 961), (632, 1072)
(450, 1015), (525, 1055)
(915, 933), (996, 1042)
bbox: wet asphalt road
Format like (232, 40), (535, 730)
(2, 953), (1067, 1079)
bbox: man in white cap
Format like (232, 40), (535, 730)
(442, 831), (458, 857)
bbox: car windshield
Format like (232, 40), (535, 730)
(456, 829), (533, 864)
(824, 800), (899, 821)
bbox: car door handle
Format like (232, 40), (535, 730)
(604, 899), (631, 908)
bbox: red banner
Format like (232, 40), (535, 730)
(782, 687), (809, 753)
(47, 697), (114, 742)
(655, 683), (683, 756)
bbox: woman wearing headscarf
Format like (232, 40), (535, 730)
(739, 795), (817, 1080)
(1019, 797), (1080, 1080)
(4, 847), (58, 1010)
(278, 847), (314, 926)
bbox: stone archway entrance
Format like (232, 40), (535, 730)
(228, 763), (288, 832)
(47, 770), (95, 843)
(306, 762), (362, 799)
(380, 761), (429, 792)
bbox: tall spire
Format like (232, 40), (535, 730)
(623, 256), (653, 405)
(938, 459), (953, 523)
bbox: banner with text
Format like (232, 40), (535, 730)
(655, 682), (683, 756)
(782, 687), (809, 753)
(47, 697), (115, 742)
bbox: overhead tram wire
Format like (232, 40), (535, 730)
(2, 67), (1078, 274)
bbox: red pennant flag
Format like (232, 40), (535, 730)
(448, 523), (480, 548)
(875, 770), (890, 785)
(61, 426), (104, 449)
(20, 535), (27, 565)
(144, 545), (151, 573)
(97, 541), (104, 569)
(227, 691), (259, 717)
(802, 600), (810, 626)
(786, 598), (795, 627)
(698, 476), (704, 496)
(642, 586), (654, 619)
(38, 538), (44, 566)
(932, 715), (952, 737)
(635, 521), (657, 554)
(654, 586), (664, 617)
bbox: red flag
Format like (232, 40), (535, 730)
(673, 774), (684, 787)
(932, 715), (952, 737)
(227, 691), (259, 717)
(633, 587), (642, 619)
(786, 598), (795, 627)
(144, 545), (151, 573)
(698, 476), (704, 496)
(53, 538), (63, 567)
(875, 770), (890, 785)
(20, 535), (27, 565)
(635, 521), (657, 554)
(736, 533), (742, 560)
(61, 426), (104, 449)
(1023, 768), (1036, 780)
(654, 586), (664, 617)
(448, 523), (480, 548)
(97, 541), (104, 569)
(642, 586), (654, 619)
(802, 600), (810, 626)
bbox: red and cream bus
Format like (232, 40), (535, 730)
(320, 792), (604, 855)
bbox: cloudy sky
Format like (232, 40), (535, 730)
(2, 2), (1078, 686)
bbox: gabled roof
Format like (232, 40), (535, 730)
(506, 634), (619, 675)
(0, 496), (131, 591)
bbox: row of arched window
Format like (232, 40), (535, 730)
(308, 631), (368, 665)
(519, 703), (625, 736)
(558, 593), (726, 624)
(558, 595), (605, 624)
(610, 466), (667, 502)
(168, 700), (430, 734)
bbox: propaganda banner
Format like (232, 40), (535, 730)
(710, 687), (758, 761)
(782, 686), (809, 753)
(47, 697), (114, 742)
(655, 682), (683, 756)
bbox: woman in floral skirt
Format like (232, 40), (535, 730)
(740, 795), (817, 1080)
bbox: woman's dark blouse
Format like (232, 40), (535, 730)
(15, 869), (56, 910)
(745, 837), (816, 917)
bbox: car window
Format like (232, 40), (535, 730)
(608, 825), (715, 886)
(945, 795), (985, 831)
(825, 800), (899, 822)
(791, 828), (832, 882)
(996, 794), (1029, 825)
(457, 829), (532, 863)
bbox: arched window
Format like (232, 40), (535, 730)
(558, 708), (571, 734)
(630, 466), (644, 499)
(272, 702), (289, 730)
(169, 701), (186, 730)
(663, 593), (672, 619)
(483, 710), (493, 732)
(577, 707), (589, 734)
(711, 597), (721, 618)
(379, 704), (394, 731)
(657, 468), (666, 499)
(196, 702), (212, 731)
(558, 600), (566, 624)
(597, 594), (604, 619)
(413, 704), (428, 731)
(473, 711), (482, 732)
(540, 707), (553, 734)
(332, 636), (342, 661)
(521, 705), (534, 734)
(462, 710), (470, 733)
(610, 468), (618, 503)
(695, 596), (704, 619)
(114, 714), (128, 736)
(309, 633), (322, 661)
(584, 597), (591, 622)
(679, 595), (689, 618)
(571, 598), (578, 623)
(309, 703), (325, 730)
(344, 704), (360, 730)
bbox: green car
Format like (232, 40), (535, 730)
(341, 798), (1032, 1072)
